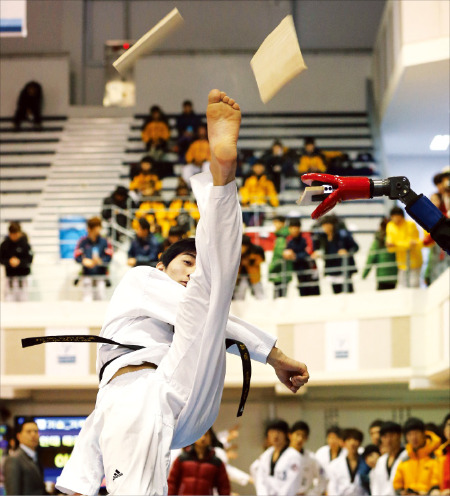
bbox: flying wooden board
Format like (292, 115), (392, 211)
(113, 8), (184, 75)
(250, 15), (307, 104)
(297, 185), (334, 206)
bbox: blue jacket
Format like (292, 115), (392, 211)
(128, 234), (161, 266)
(74, 235), (113, 275)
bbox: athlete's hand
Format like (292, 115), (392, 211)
(267, 346), (309, 393)
(301, 173), (372, 219)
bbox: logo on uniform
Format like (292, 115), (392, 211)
(113, 469), (123, 480)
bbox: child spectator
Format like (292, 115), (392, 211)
(182, 124), (211, 185)
(129, 156), (162, 195)
(167, 184), (200, 235)
(132, 181), (170, 236)
(240, 162), (279, 226)
(283, 219), (320, 297)
(268, 215), (293, 298)
(0, 222), (33, 301)
(327, 428), (364, 496)
(370, 421), (407, 496)
(101, 185), (130, 241)
(362, 219), (398, 290)
(297, 137), (327, 174)
(168, 429), (230, 495)
(435, 413), (450, 495)
(315, 426), (345, 477)
(312, 215), (359, 294)
(13, 81), (43, 130)
(260, 140), (296, 192)
(74, 217), (113, 301)
(386, 206), (423, 288)
(141, 105), (171, 156)
(233, 235), (265, 300)
(127, 218), (162, 268)
(358, 444), (380, 495)
(393, 417), (441, 495)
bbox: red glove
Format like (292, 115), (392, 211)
(301, 173), (372, 219)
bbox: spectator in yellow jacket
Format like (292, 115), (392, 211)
(393, 418), (441, 495)
(132, 181), (170, 236)
(297, 137), (327, 174)
(167, 184), (200, 235)
(233, 235), (265, 300)
(435, 413), (450, 495)
(182, 124), (211, 186)
(129, 156), (162, 195)
(240, 162), (279, 227)
(141, 106), (171, 154)
(386, 206), (423, 288)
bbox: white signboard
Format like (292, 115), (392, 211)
(325, 320), (359, 372)
(0, 0), (27, 37)
(45, 328), (90, 376)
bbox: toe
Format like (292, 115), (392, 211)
(232, 103), (240, 110)
(220, 91), (227, 100)
(227, 98), (235, 106)
(208, 89), (221, 104)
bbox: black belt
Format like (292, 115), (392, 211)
(22, 335), (251, 417)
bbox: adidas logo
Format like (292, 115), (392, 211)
(113, 469), (123, 481)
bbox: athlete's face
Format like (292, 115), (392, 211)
(158, 252), (196, 287)
(289, 429), (308, 452)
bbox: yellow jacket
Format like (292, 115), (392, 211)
(129, 173), (162, 192)
(393, 430), (441, 494)
(435, 440), (450, 491)
(298, 154), (327, 173)
(185, 139), (211, 164)
(132, 201), (169, 234)
(386, 219), (423, 270)
(141, 121), (170, 144)
(240, 174), (279, 207)
(167, 199), (200, 223)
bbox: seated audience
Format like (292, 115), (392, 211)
(101, 185), (130, 241)
(161, 225), (188, 252)
(74, 217), (113, 301)
(315, 425), (345, 478)
(327, 428), (364, 496)
(370, 421), (407, 496)
(132, 181), (169, 235)
(362, 219), (398, 290)
(167, 184), (200, 235)
(129, 156), (162, 194)
(176, 100), (202, 161)
(260, 139), (296, 192)
(283, 219), (320, 297)
(240, 162), (279, 226)
(358, 444), (380, 495)
(393, 417), (441, 495)
(141, 105), (171, 156)
(268, 215), (293, 298)
(0, 222), (33, 302)
(312, 215), (359, 294)
(386, 207), (423, 288)
(182, 124), (211, 185)
(13, 81), (43, 130)
(297, 137), (327, 174)
(435, 413), (450, 495)
(127, 218), (162, 268)
(168, 429), (230, 495)
(233, 235), (265, 300)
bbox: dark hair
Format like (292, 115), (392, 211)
(291, 421), (310, 436)
(326, 425), (342, 438)
(242, 234), (252, 247)
(253, 162), (265, 168)
(209, 428), (224, 449)
(160, 238), (196, 268)
(369, 419), (384, 430)
(113, 186), (128, 197)
(288, 219), (301, 228)
(443, 413), (450, 426)
(273, 215), (286, 223)
(343, 428), (364, 443)
(140, 155), (154, 165)
(304, 137), (315, 145)
(433, 172), (450, 186)
(183, 100), (193, 107)
(390, 206), (405, 217)
(380, 421), (402, 436)
(265, 419), (289, 437)
(403, 417), (425, 434)
(320, 215), (339, 227)
(150, 105), (161, 114)
(87, 217), (102, 229)
(16, 417), (37, 435)
(363, 444), (380, 459)
(8, 222), (21, 234)
(168, 225), (187, 237)
(424, 422), (442, 439)
(138, 218), (150, 231)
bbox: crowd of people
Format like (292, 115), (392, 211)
(2, 413), (449, 495)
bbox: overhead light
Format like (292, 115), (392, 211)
(429, 135), (450, 151)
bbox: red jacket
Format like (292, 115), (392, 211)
(168, 447), (230, 495)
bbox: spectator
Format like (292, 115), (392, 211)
(297, 137), (327, 174)
(168, 429), (230, 495)
(254, 420), (290, 496)
(362, 219), (398, 290)
(283, 219), (320, 297)
(132, 181), (170, 236)
(370, 421), (407, 496)
(182, 124), (211, 185)
(13, 81), (43, 130)
(129, 156), (162, 195)
(430, 170), (450, 214)
(327, 428), (364, 496)
(176, 100), (202, 161)
(240, 162), (279, 227)
(101, 186), (130, 241)
(369, 419), (384, 449)
(4, 417), (47, 495)
(393, 417), (441, 495)
(315, 425), (345, 477)
(260, 140), (296, 192)
(161, 225), (188, 252)
(74, 217), (113, 301)
(358, 444), (380, 495)
(127, 218), (162, 268)
(312, 215), (359, 294)
(435, 413), (450, 495)
(167, 184), (200, 235)
(0, 222), (33, 302)
(268, 215), (293, 298)
(386, 206), (423, 288)
(141, 105), (171, 156)
(233, 235), (265, 300)
(289, 421), (327, 496)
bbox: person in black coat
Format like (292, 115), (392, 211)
(13, 81), (43, 130)
(101, 186), (130, 241)
(127, 218), (162, 268)
(0, 222), (33, 301)
(312, 215), (359, 294)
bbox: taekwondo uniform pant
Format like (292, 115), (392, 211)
(56, 173), (242, 495)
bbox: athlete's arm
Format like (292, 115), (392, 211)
(267, 346), (309, 392)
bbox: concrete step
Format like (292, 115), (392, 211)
(1, 168), (50, 178)
(0, 155), (53, 165)
(50, 165), (126, 173)
(1, 193), (41, 205)
(55, 145), (127, 154)
(1, 142), (58, 153)
(0, 180), (46, 192)
(44, 183), (125, 193)
(40, 198), (104, 207)
(0, 132), (63, 141)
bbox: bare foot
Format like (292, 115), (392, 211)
(206, 89), (241, 186)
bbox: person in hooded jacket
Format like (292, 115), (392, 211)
(13, 81), (43, 130)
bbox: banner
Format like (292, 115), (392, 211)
(45, 328), (90, 377)
(325, 320), (359, 372)
(0, 0), (27, 37)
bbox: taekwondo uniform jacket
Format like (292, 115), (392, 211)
(327, 456), (365, 496)
(369, 448), (407, 496)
